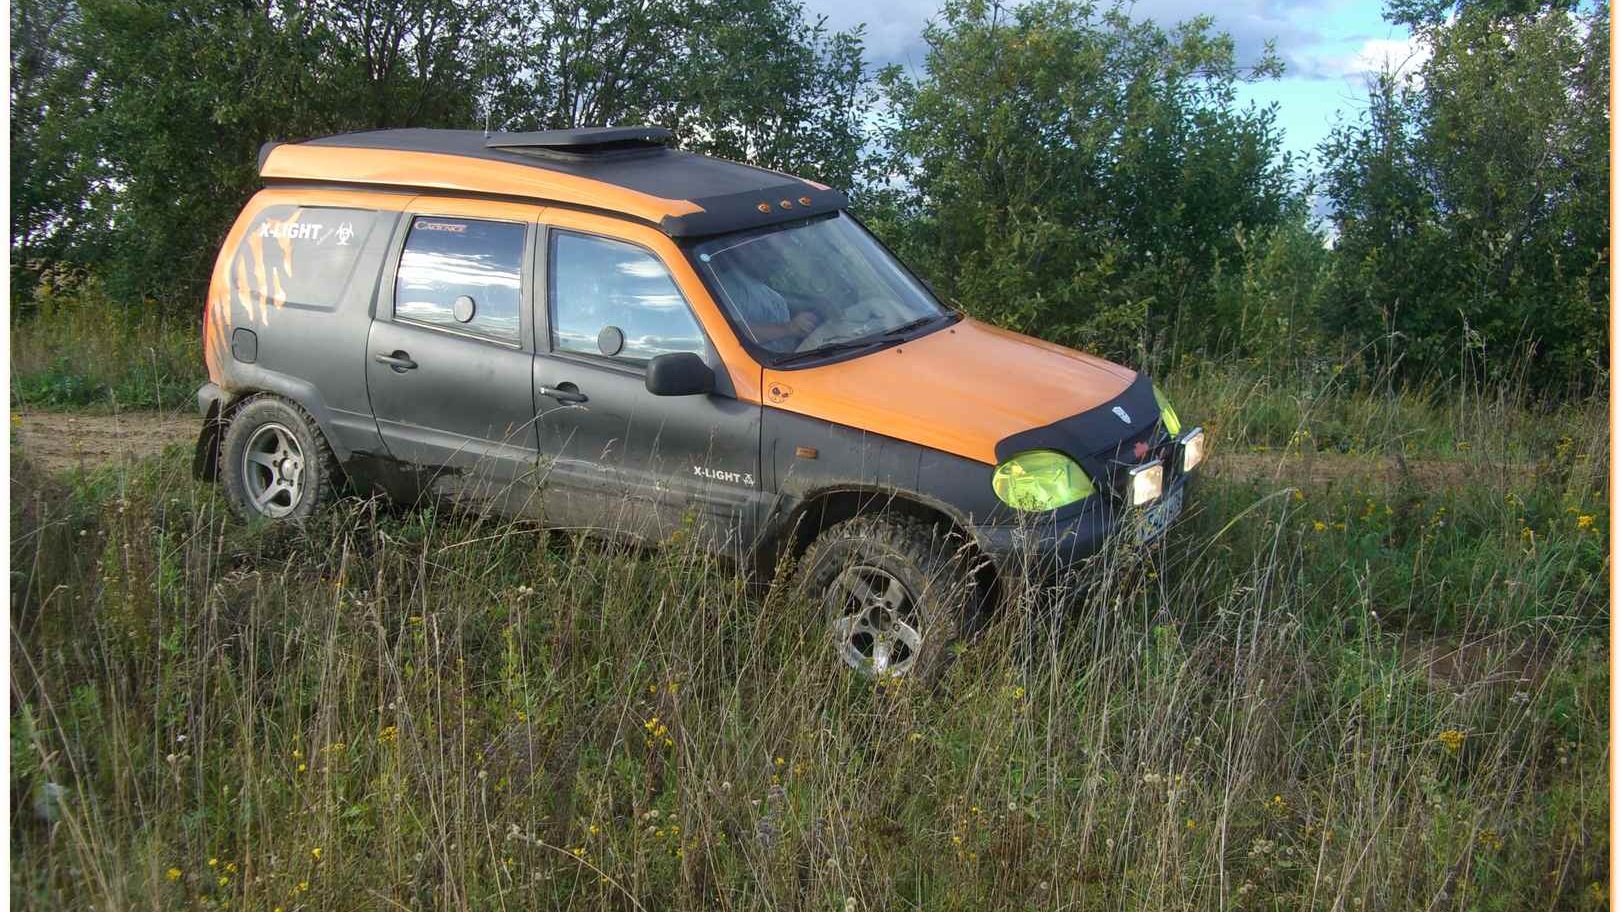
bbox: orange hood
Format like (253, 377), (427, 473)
(760, 318), (1137, 465)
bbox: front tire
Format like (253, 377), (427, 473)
(797, 515), (986, 681)
(220, 395), (341, 522)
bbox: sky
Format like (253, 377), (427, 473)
(799, 0), (1428, 172)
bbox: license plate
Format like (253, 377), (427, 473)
(1137, 483), (1185, 543)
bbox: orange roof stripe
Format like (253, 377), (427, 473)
(260, 144), (704, 225)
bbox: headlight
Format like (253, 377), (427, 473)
(992, 449), (1095, 512)
(1153, 384), (1182, 436)
(1128, 460), (1164, 506)
(1180, 427), (1206, 473)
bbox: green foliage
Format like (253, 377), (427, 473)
(9, 0), (1608, 398)
(487, 0), (875, 191)
(1319, 4), (1609, 393)
(10, 0), (507, 302)
(10, 270), (202, 410)
(10, 0), (874, 307)
(868, 0), (1296, 365)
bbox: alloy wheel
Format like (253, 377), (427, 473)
(240, 422), (305, 518)
(827, 565), (924, 676)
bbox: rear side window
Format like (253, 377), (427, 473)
(233, 206), (378, 312)
(394, 217), (525, 343)
(549, 231), (705, 363)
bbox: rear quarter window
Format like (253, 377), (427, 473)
(232, 206), (378, 311)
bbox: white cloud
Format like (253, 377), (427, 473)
(1303, 34), (1431, 81)
(800, 0), (939, 68)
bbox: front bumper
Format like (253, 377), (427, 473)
(970, 475), (1192, 582)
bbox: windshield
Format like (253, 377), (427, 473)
(691, 213), (950, 360)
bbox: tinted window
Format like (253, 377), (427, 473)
(395, 217), (525, 342)
(550, 231), (705, 363)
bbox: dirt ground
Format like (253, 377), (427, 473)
(12, 410), (202, 475)
(11, 409), (1518, 491)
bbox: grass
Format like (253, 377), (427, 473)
(10, 276), (202, 412)
(9, 318), (1608, 910)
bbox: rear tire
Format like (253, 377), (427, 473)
(797, 514), (986, 682)
(220, 395), (341, 522)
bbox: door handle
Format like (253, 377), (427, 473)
(540, 382), (588, 404)
(375, 351), (418, 372)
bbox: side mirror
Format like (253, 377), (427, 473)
(645, 351), (715, 396)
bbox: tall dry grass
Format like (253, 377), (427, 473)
(9, 367), (1608, 910)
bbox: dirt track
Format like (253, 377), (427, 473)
(13, 410), (202, 475)
(11, 409), (1513, 489)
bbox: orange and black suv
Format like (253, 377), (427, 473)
(195, 126), (1205, 678)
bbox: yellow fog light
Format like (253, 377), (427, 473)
(1153, 384), (1182, 436)
(992, 449), (1095, 512)
(1129, 460), (1164, 506)
(1180, 427), (1206, 473)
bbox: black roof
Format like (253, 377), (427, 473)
(278, 127), (848, 238)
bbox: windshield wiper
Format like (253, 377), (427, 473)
(875, 314), (945, 340)
(772, 336), (892, 366)
(772, 314), (954, 366)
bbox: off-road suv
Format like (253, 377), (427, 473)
(195, 126), (1205, 678)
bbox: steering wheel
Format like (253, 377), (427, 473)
(794, 299), (887, 351)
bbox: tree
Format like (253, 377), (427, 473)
(10, 0), (91, 299)
(1320, 2), (1609, 391)
(486, 0), (873, 191)
(870, 0), (1297, 364)
(12, 0), (874, 309)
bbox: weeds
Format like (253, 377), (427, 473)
(9, 375), (1608, 909)
(10, 273), (201, 412)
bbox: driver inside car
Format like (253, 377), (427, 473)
(711, 238), (822, 352)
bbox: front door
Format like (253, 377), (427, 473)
(532, 221), (761, 555)
(365, 200), (542, 511)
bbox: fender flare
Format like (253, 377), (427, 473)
(758, 482), (987, 571)
(206, 366), (353, 463)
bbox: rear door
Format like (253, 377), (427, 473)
(532, 216), (762, 554)
(365, 198), (543, 511)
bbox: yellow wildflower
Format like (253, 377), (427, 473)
(1437, 729), (1466, 753)
(378, 725), (398, 744)
(166, 868), (182, 882)
(1313, 521), (1326, 532)
(208, 858), (218, 868)
(311, 847), (322, 860)
(1576, 514), (1595, 531)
